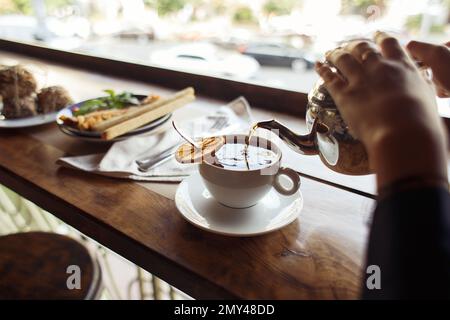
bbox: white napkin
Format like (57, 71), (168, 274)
(57, 97), (253, 182)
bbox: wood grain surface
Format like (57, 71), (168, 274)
(0, 132), (372, 299)
(0, 50), (377, 299)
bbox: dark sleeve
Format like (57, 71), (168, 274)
(363, 187), (450, 299)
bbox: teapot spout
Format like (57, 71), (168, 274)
(254, 119), (320, 156)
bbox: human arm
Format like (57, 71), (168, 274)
(314, 33), (450, 299)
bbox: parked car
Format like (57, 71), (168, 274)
(240, 43), (315, 71)
(112, 28), (154, 40)
(149, 43), (260, 79)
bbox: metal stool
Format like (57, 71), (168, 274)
(0, 232), (102, 299)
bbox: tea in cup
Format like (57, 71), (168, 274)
(177, 134), (300, 208)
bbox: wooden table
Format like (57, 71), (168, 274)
(0, 51), (376, 299)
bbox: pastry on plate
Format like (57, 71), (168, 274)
(1, 95), (38, 119)
(0, 65), (37, 99)
(37, 86), (73, 114)
(0, 65), (73, 120)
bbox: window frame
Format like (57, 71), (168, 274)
(1, 38), (449, 134)
(0, 38), (308, 117)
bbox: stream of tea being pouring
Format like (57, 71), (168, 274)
(205, 124), (268, 171)
(244, 123), (259, 170)
(173, 121), (274, 169)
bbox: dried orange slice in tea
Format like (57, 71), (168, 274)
(175, 136), (225, 164)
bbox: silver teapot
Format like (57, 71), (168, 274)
(255, 79), (370, 175)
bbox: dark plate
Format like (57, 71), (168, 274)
(56, 95), (170, 138)
(57, 113), (171, 143)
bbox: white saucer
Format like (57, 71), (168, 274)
(175, 172), (303, 237)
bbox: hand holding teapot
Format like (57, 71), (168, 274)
(254, 32), (448, 190)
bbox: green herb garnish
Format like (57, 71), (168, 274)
(73, 90), (140, 116)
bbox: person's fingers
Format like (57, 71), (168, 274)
(375, 31), (408, 61)
(407, 40), (450, 69)
(325, 48), (364, 84)
(406, 40), (434, 65)
(314, 62), (346, 94)
(436, 87), (450, 98)
(361, 50), (383, 67)
(346, 40), (380, 64)
(408, 40), (450, 93)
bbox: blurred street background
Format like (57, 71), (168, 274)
(0, 0), (449, 92)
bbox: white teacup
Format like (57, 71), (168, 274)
(199, 134), (300, 208)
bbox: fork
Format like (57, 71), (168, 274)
(136, 115), (229, 172)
